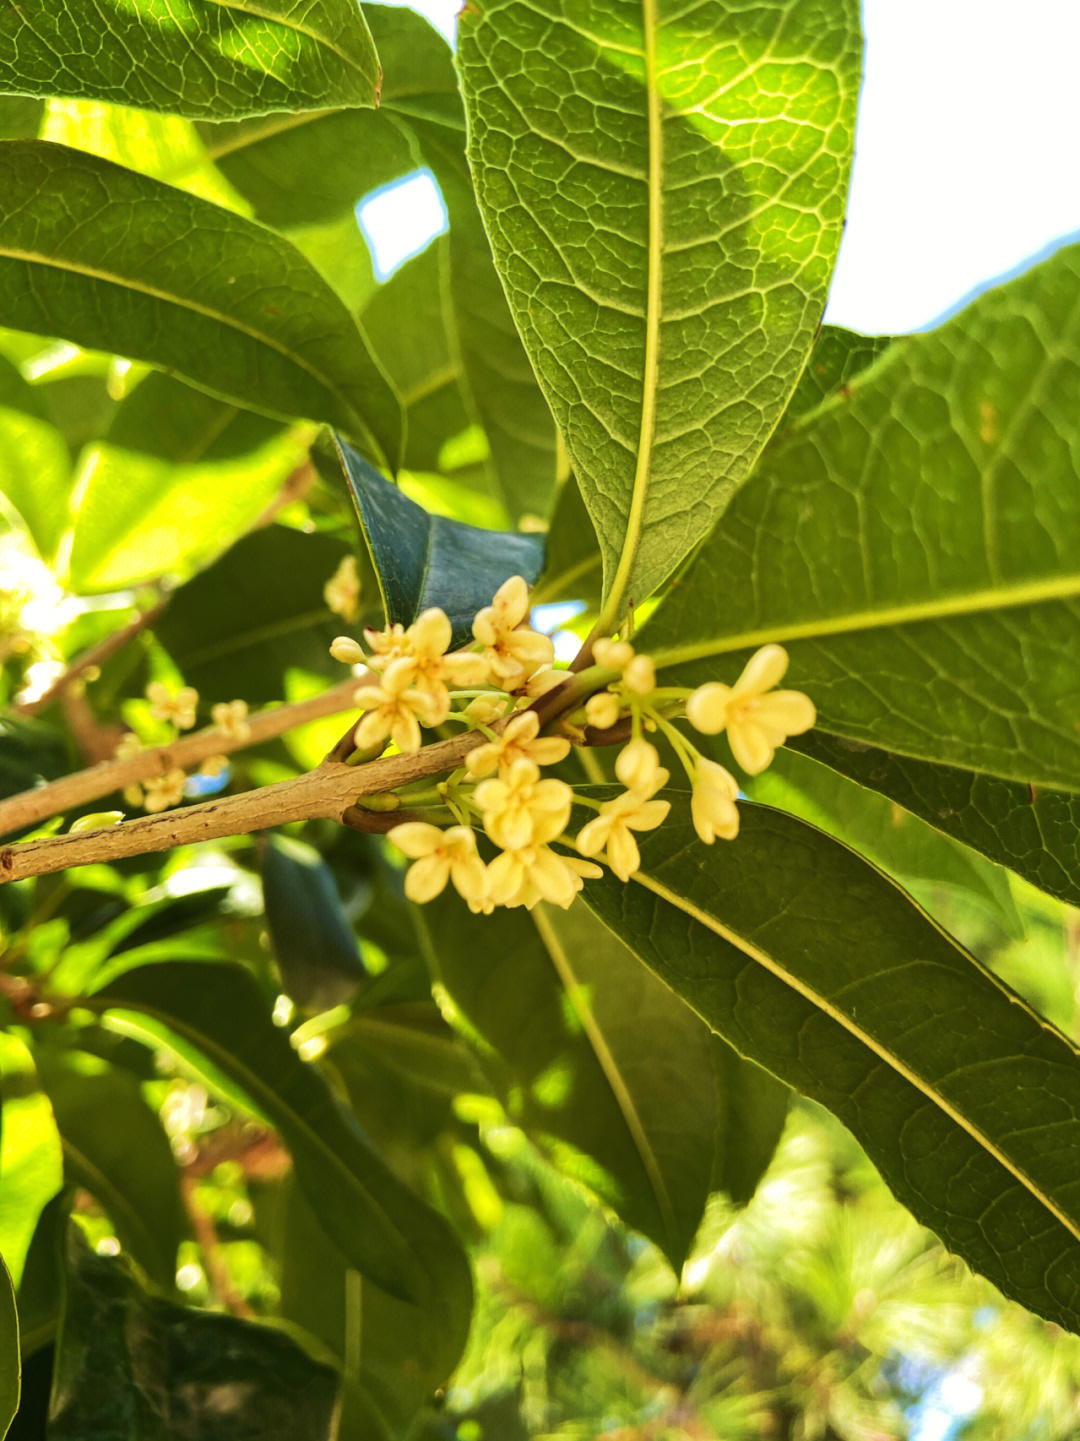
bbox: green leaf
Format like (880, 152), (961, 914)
(413, 119), (561, 523)
(792, 730), (1080, 912)
(418, 892), (718, 1268)
(578, 796), (1080, 1332)
(533, 476), (603, 606)
(744, 746), (1024, 935)
(0, 1255), (17, 1441)
(361, 239), (475, 476)
(0, 353), (72, 560)
(0, 141), (402, 467)
(87, 961), (472, 1361)
(784, 324), (893, 420)
(154, 526), (353, 704)
(0, 96), (41, 141)
(49, 1229), (338, 1441)
(644, 244), (1080, 790)
(64, 375), (308, 591)
(457, 0), (861, 618)
(709, 1041), (788, 1207)
(0, 1035), (64, 1290)
(34, 1049), (182, 1290)
(339, 440), (545, 646)
(0, 0), (380, 119)
(261, 834), (366, 1013)
(0, 717), (68, 833)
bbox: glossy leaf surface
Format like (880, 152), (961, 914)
(262, 834), (366, 1013)
(339, 440), (545, 646)
(579, 796), (1080, 1332)
(88, 961), (472, 1371)
(645, 245), (1080, 789)
(458, 0), (861, 615)
(0, 0), (381, 119)
(0, 141), (401, 465)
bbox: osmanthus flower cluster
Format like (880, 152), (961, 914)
(111, 684), (251, 815)
(327, 577), (817, 914)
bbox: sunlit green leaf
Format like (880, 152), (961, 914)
(339, 440), (545, 647)
(0, 0), (381, 119)
(0, 354), (72, 560)
(0, 141), (402, 466)
(0, 1254), (17, 1441)
(579, 795), (1080, 1333)
(458, 0), (861, 616)
(0, 1035), (63, 1290)
(644, 244), (1080, 789)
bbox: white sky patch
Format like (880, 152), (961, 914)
(376, 1), (1080, 334)
(357, 169), (448, 279)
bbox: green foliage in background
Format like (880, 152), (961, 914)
(0, 2), (1079, 1436)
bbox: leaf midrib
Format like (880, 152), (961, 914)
(631, 865), (1080, 1247)
(530, 904), (680, 1251)
(0, 243), (363, 432)
(652, 570), (1080, 669)
(597, 0), (662, 627)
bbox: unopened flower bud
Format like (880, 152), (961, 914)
(585, 692), (620, 730)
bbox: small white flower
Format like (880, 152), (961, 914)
(388, 823), (488, 906)
(691, 759), (740, 844)
(685, 644), (815, 774)
(146, 682), (199, 731)
(211, 699), (250, 744)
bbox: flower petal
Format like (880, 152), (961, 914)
(734, 643), (788, 698)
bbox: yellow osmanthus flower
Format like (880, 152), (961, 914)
(146, 682), (199, 731)
(475, 758), (572, 851)
(388, 823), (488, 906)
(330, 636), (365, 665)
(382, 608), (489, 697)
(472, 576), (553, 690)
(142, 768), (187, 814)
(576, 773), (671, 882)
(585, 691), (620, 730)
(487, 845), (602, 911)
(324, 555), (361, 623)
(621, 654), (655, 696)
(614, 737), (662, 792)
(520, 667), (566, 699)
(592, 637), (634, 671)
(685, 644), (815, 775)
(211, 699), (251, 744)
(114, 732), (142, 761)
(691, 759), (740, 843)
(352, 666), (448, 755)
(466, 711), (571, 779)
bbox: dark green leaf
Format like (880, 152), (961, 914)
(533, 476), (603, 606)
(0, 716), (68, 831)
(0, 1254), (16, 1441)
(49, 1229), (338, 1441)
(14, 1195), (67, 1360)
(644, 244), (1080, 789)
(87, 961), (472, 1359)
(154, 526), (352, 704)
(579, 796), (1080, 1333)
(0, 0), (380, 119)
(458, 0), (861, 615)
(0, 353), (72, 559)
(792, 730), (1080, 912)
(361, 239), (474, 476)
(35, 1050), (181, 1290)
(261, 834), (366, 1013)
(339, 440), (545, 646)
(0, 141), (402, 466)
(417, 892), (718, 1268)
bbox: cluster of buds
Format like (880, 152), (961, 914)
(327, 574), (816, 913)
(113, 685), (250, 815)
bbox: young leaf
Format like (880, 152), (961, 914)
(86, 961), (473, 1360)
(0, 141), (402, 467)
(417, 892), (717, 1269)
(154, 527), (356, 704)
(578, 797), (1080, 1333)
(338, 440), (545, 646)
(0, 0), (381, 119)
(49, 1230), (339, 1441)
(261, 834), (367, 1013)
(644, 243), (1080, 789)
(793, 731), (1080, 912)
(0, 1035), (64, 1290)
(34, 1049), (182, 1291)
(457, 0), (861, 619)
(0, 354), (72, 561)
(0, 1255), (16, 1441)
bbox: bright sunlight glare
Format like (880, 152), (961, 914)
(368, 0), (1080, 335)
